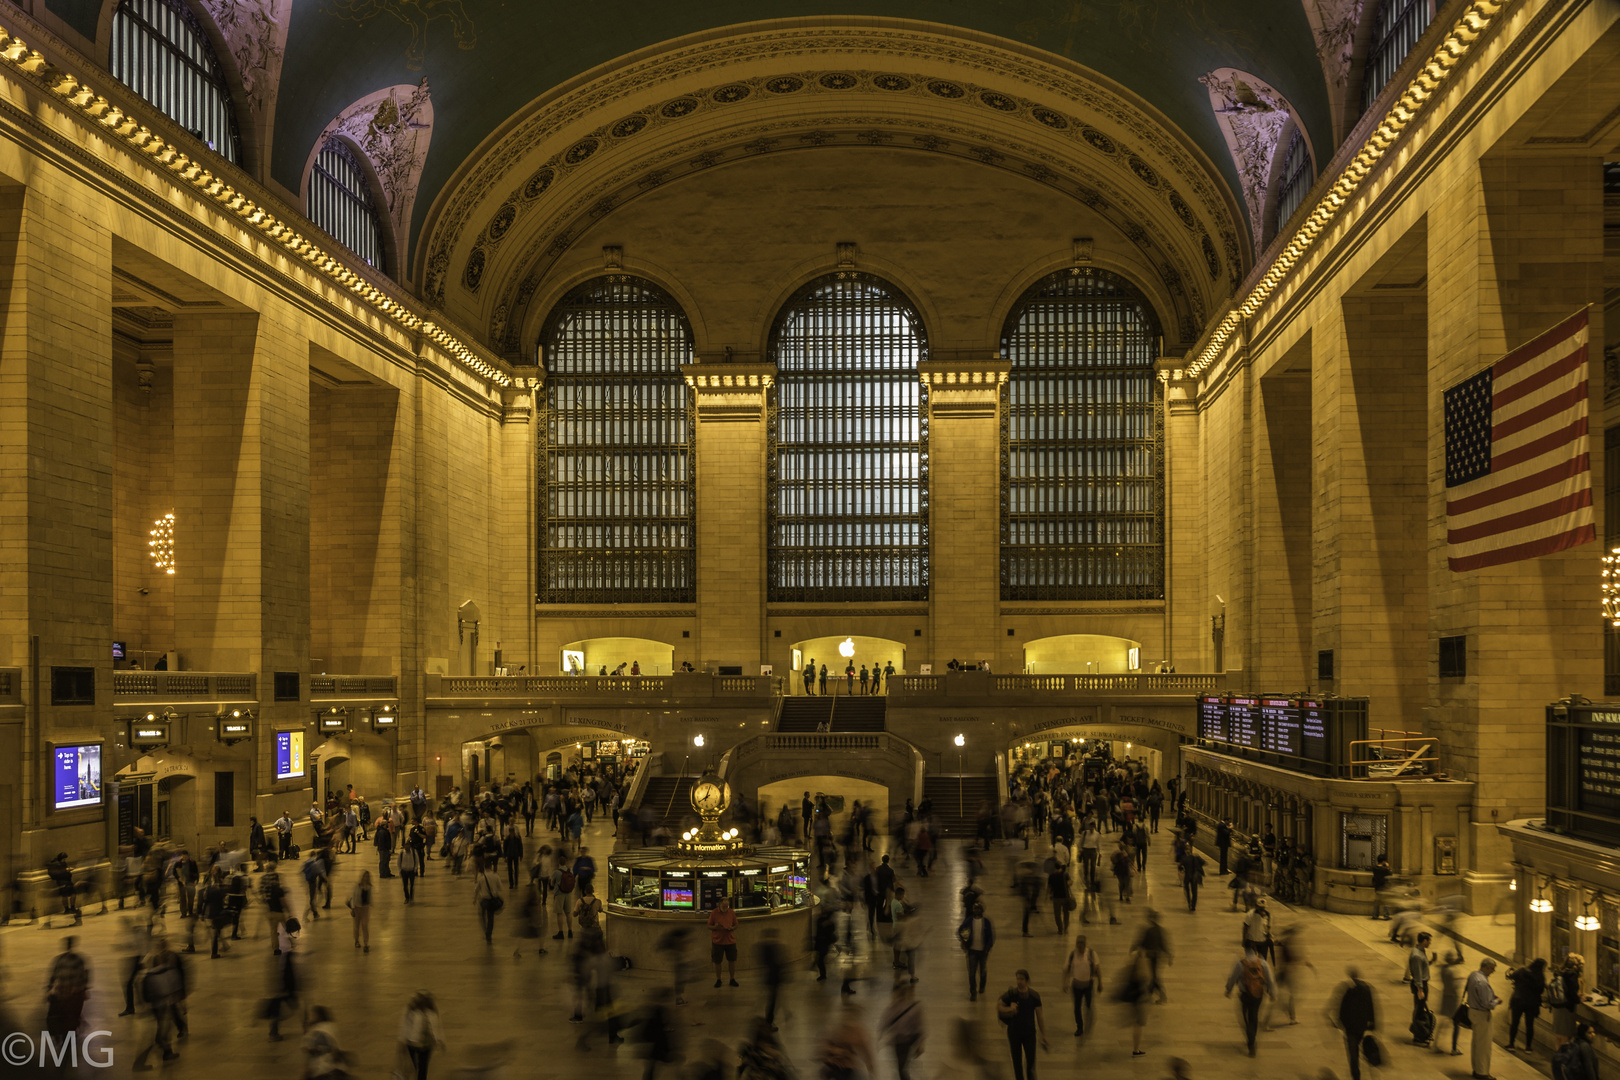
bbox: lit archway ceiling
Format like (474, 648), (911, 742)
(418, 24), (1252, 356)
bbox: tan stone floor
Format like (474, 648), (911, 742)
(0, 818), (1555, 1079)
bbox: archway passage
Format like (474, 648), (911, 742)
(790, 635), (906, 695)
(1022, 633), (1141, 675)
(756, 776), (892, 843)
(561, 636), (674, 676)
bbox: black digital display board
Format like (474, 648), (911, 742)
(1195, 694), (1363, 773)
(1259, 697), (1302, 756)
(1548, 702), (1620, 843)
(1300, 699), (1330, 762)
(1226, 696), (1260, 749)
(1198, 695), (1226, 741)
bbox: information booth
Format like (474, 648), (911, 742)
(603, 769), (814, 971)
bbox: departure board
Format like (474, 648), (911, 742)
(1198, 695), (1226, 741)
(1300, 698), (1330, 762)
(1226, 696), (1260, 749)
(1259, 697), (1302, 756)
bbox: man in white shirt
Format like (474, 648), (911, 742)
(273, 813), (293, 859)
(1465, 958), (1501, 1080)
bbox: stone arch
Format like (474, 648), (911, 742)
(415, 19), (1244, 355)
(97, 0), (289, 179)
(751, 256), (945, 364)
(523, 260), (711, 361)
(985, 249), (1179, 358)
(302, 82), (435, 284)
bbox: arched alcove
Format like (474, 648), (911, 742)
(791, 636), (907, 684)
(1022, 633), (1142, 675)
(561, 637), (675, 675)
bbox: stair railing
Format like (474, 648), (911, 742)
(663, 754), (689, 822)
(623, 751), (657, 813)
(770, 690), (785, 732)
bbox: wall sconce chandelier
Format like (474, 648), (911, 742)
(149, 512), (175, 575)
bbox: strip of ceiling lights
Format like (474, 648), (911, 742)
(0, 23), (512, 388)
(1177, 0), (1509, 383)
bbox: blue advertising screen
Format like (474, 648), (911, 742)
(274, 731), (305, 781)
(53, 744), (102, 810)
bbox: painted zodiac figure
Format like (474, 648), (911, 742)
(327, 0), (476, 69)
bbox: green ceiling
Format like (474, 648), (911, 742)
(50, 0), (1333, 270)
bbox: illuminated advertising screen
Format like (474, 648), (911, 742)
(53, 744), (102, 810)
(274, 730), (305, 781)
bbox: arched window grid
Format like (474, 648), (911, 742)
(1361, 0), (1436, 115)
(767, 273), (928, 602)
(1274, 129), (1314, 234)
(1000, 267), (1165, 601)
(538, 275), (695, 603)
(110, 0), (239, 163)
(309, 139), (385, 270)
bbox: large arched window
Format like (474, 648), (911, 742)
(111, 0), (239, 163)
(309, 139), (385, 270)
(1361, 0), (1436, 114)
(768, 273), (927, 602)
(1001, 268), (1163, 600)
(1274, 129), (1314, 235)
(539, 276), (695, 603)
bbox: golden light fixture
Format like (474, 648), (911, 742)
(1603, 546), (1620, 626)
(148, 512), (174, 575)
(1576, 894), (1602, 931)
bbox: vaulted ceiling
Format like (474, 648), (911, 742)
(44, 0), (1334, 260)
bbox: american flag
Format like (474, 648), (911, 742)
(1444, 309), (1593, 572)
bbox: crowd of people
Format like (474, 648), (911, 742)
(15, 746), (1603, 1080)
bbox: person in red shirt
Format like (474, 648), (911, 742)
(708, 895), (739, 987)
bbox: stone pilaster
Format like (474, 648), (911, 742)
(171, 309), (311, 802)
(683, 363), (774, 672)
(921, 357), (1010, 669)
(0, 184), (114, 860)
(1428, 153), (1605, 906)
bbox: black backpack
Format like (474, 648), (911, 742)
(1552, 1039), (1579, 1080)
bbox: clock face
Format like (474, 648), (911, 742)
(693, 780), (726, 811)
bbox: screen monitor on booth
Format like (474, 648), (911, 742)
(274, 730), (305, 781)
(53, 744), (102, 810)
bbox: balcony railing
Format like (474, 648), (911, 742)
(112, 671), (256, 700)
(310, 675), (398, 698)
(893, 672), (1225, 696)
(429, 673), (781, 700)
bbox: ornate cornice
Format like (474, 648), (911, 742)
(681, 362), (776, 391)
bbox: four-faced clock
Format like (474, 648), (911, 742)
(691, 774), (730, 815)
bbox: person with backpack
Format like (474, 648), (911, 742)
(1506, 956), (1547, 1051)
(1180, 846), (1206, 912)
(1554, 1020), (1600, 1080)
(472, 854), (503, 945)
(1550, 953), (1584, 1051)
(1332, 966), (1378, 1080)
(958, 901), (996, 1002)
(551, 847), (577, 939)
(1224, 944), (1276, 1058)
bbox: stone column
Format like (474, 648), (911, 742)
(921, 358), (1010, 669)
(171, 308), (311, 804)
(683, 364), (774, 673)
(1428, 153), (1605, 910)
(1163, 372), (1207, 669)
(0, 184), (114, 865)
(497, 381), (538, 670)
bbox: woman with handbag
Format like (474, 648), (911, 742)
(472, 855), (503, 944)
(347, 870), (373, 952)
(1435, 951), (1466, 1056)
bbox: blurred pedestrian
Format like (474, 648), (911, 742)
(1332, 966), (1377, 1080)
(879, 980), (927, 1080)
(348, 869), (373, 952)
(398, 991), (445, 1080)
(301, 1005), (348, 1080)
(1224, 945), (1275, 1057)
(1506, 956), (1546, 1051)
(709, 894), (740, 987)
(44, 936), (89, 1039)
